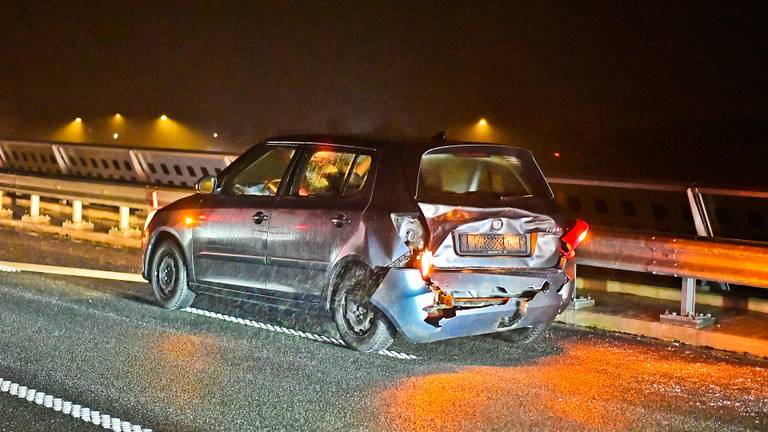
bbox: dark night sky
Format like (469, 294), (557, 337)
(0, 1), (766, 185)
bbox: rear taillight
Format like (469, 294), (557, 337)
(390, 213), (432, 276)
(560, 219), (589, 258)
(418, 249), (433, 280)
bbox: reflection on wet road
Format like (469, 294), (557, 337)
(377, 339), (768, 431)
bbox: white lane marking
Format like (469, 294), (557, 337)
(183, 307), (420, 360)
(0, 260), (419, 359)
(0, 377), (152, 432)
(0, 260), (143, 282)
(0, 264), (21, 273)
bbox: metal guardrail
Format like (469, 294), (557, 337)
(0, 139), (237, 188)
(577, 227), (768, 327)
(0, 172), (188, 208)
(579, 227), (768, 289)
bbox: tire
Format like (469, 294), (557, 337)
(150, 239), (195, 310)
(332, 265), (396, 352)
(498, 322), (550, 345)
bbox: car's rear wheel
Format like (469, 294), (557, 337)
(332, 265), (396, 352)
(499, 322), (550, 345)
(150, 240), (195, 310)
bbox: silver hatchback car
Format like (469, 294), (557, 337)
(142, 135), (588, 352)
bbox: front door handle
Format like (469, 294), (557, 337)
(331, 214), (351, 228)
(252, 211), (269, 224)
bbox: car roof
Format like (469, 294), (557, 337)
(264, 134), (428, 151)
(263, 134), (531, 154)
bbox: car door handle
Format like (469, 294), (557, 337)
(331, 214), (351, 228)
(252, 211), (269, 224)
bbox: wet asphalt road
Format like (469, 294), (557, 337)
(1, 229), (767, 431)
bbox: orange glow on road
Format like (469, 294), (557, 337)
(374, 339), (768, 431)
(140, 333), (220, 413)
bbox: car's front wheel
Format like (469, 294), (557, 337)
(150, 239), (195, 310)
(332, 265), (396, 352)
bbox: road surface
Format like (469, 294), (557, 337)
(0, 229), (766, 431)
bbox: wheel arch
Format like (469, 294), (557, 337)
(323, 254), (373, 312)
(145, 228), (191, 281)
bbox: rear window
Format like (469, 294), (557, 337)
(417, 145), (552, 204)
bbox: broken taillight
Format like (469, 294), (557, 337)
(560, 219), (589, 259)
(418, 249), (433, 280)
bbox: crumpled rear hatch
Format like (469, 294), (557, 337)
(415, 144), (564, 273)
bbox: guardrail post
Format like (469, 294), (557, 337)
(119, 206), (130, 231)
(30, 194), (40, 218)
(108, 205), (141, 238)
(660, 277), (715, 329)
(0, 190), (11, 219)
(62, 199), (94, 231)
(568, 263), (594, 309)
(681, 277), (696, 316)
(21, 194), (50, 224)
(72, 200), (83, 224)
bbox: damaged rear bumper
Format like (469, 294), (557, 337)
(370, 267), (571, 343)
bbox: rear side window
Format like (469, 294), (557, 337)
(343, 154), (373, 195)
(296, 150), (356, 197)
(417, 145), (552, 204)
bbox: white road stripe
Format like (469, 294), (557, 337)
(183, 307), (419, 359)
(0, 377), (152, 432)
(0, 260), (143, 282)
(0, 260), (420, 359)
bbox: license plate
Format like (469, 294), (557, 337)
(457, 233), (529, 256)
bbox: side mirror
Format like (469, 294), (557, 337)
(195, 175), (217, 194)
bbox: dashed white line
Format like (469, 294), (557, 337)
(0, 377), (152, 432)
(0, 260), (420, 359)
(183, 307), (420, 360)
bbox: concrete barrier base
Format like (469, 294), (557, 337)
(0, 218), (140, 248)
(21, 214), (50, 225)
(557, 296), (768, 358)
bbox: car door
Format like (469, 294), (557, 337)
(266, 145), (376, 302)
(192, 145), (299, 297)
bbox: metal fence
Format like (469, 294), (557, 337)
(0, 140), (236, 188)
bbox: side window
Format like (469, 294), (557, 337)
(226, 147), (295, 196)
(296, 150), (356, 197)
(343, 154), (373, 195)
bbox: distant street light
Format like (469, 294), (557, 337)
(114, 113), (122, 119)
(478, 118), (488, 127)
(112, 132), (119, 140)
(75, 117), (82, 123)
(160, 114), (168, 121)
(212, 132), (218, 138)
(554, 152), (561, 158)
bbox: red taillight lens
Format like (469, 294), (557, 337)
(560, 219), (589, 258)
(419, 250), (433, 280)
